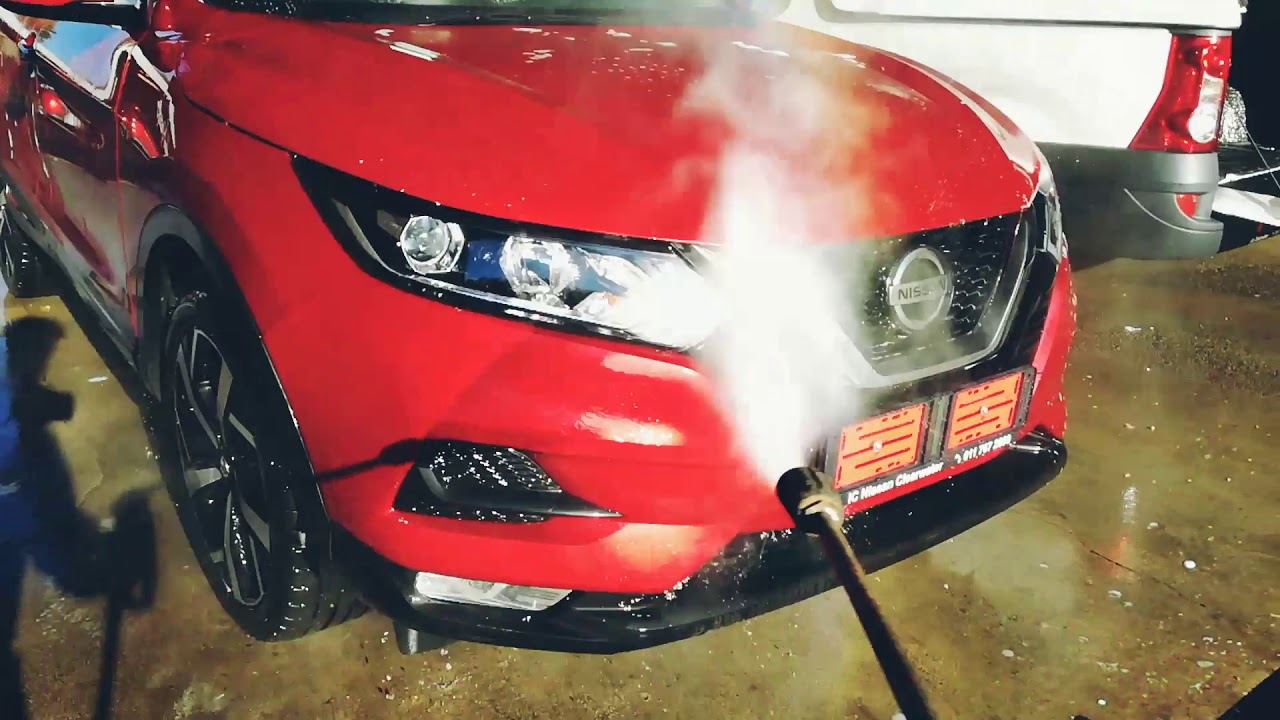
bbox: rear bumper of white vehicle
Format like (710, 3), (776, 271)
(1041, 143), (1222, 261)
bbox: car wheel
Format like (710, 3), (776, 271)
(0, 197), (52, 299)
(160, 291), (364, 641)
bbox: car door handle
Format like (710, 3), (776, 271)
(120, 113), (161, 159)
(36, 85), (84, 130)
(37, 85), (64, 116)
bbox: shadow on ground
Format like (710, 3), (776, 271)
(0, 315), (157, 720)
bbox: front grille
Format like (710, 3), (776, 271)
(831, 204), (1036, 378)
(860, 213), (1019, 359)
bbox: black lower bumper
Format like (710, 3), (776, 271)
(340, 430), (1067, 654)
(1041, 143), (1223, 261)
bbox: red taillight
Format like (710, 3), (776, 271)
(1131, 34), (1233, 154)
(1175, 193), (1200, 217)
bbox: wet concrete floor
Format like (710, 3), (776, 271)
(2, 239), (1278, 720)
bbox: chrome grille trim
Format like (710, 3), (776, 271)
(825, 198), (1045, 390)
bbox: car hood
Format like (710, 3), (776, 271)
(178, 14), (1040, 241)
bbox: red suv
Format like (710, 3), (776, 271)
(0, 0), (1074, 654)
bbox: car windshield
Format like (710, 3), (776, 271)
(207, 0), (787, 24)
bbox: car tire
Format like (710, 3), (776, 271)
(0, 204), (52, 299)
(159, 291), (365, 641)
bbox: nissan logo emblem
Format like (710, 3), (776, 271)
(886, 246), (953, 332)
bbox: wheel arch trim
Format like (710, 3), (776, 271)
(135, 204), (334, 551)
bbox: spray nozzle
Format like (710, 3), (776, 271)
(776, 467), (843, 535)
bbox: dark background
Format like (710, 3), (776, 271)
(1233, 1), (1279, 147)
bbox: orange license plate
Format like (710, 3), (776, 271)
(945, 372), (1026, 450)
(832, 404), (928, 491)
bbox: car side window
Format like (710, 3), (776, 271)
(32, 20), (132, 98)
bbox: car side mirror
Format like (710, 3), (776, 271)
(0, 0), (144, 30)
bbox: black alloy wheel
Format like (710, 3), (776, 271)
(171, 320), (272, 607)
(160, 291), (363, 641)
(0, 191), (52, 299)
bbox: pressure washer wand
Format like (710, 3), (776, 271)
(777, 467), (937, 720)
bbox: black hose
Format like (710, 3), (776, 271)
(777, 468), (937, 720)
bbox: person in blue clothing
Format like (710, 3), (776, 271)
(1, 315), (95, 720)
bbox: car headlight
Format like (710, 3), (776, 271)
(1036, 160), (1067, 262)
(296, 158), (719, 350)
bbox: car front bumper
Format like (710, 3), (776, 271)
(340, 430), (1066, 654)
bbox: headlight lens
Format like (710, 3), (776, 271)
(381, 211), (467, 275)
(299, 155), (721, 350)
(493, 235), (718, 348)
(406, 218), (719, 350)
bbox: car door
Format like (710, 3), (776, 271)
(28, 19), (133, 338)
(0, 13), (56, 230)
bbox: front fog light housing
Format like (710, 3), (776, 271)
(393, 440), (621, 522)
(410, 571), (572, 612)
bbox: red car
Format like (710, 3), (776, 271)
(0, 0), (1074, 654)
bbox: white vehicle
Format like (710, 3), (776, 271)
(780, 0), (1247, 261)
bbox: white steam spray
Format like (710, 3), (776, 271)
(682, 25), (880, 484)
